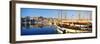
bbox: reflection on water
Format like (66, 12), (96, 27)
(21, 23), (59, 35)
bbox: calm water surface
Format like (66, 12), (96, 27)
(21, 25), (59, 35)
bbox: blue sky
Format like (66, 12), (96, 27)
(21, 8), (92, 19)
